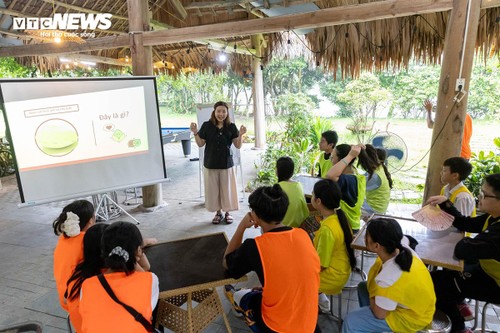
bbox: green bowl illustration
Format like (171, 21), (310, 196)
(35, 119), (79, 157)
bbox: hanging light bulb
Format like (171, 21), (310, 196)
(217, 52), (227, 63)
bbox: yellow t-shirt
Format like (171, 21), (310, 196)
(313, 214), (351, 295)
(317, 152), (333, 178)
(278, 181), (309, 228)
(368, 255), (436, 333)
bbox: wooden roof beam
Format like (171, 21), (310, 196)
(150, 20), (256, 56)
(0, 28), (44, 40)
(2, 0), (500, 58)
(58, 53), (130, 66)
(167, 0), (188, 20)
(481, 0), (500, 9)
(186, 0), (252, 10)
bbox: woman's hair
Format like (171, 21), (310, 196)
(276, 156), (294, 182)
(209, 101), (231, 127)
(65, 223), (109, 301)
(312, 179), (357, 269)
(367, 218), (413, 271)
(335, 144), (355, 165)
(357, 144), (379, 178)
(101, 221), (143, 275)
(485, 173), (500, 197)
(248, 184), (289, 224)
(52, 200), (94, 237)
(376, 148), (394, 189)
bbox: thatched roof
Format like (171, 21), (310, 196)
(0, 0), (499, 77)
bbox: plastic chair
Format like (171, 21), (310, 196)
(0, 321), (43, 332)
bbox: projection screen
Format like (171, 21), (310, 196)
(0, 77), (167, 206)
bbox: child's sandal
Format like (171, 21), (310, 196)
(225, 212), (233, 224)
(212, 213), (223, 224)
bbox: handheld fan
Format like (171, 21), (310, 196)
(371, 131), (408, 173)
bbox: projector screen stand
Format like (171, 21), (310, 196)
(93, 192), (140, 224)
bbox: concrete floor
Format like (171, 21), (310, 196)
(0, 142), (498, 332)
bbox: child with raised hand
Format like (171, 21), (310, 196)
(342, 218), (436, 333)
(53, 199), (95, 311)
(65, 223), (109, 333)
(276, 156), (309, 228)
(79, 221), (159, 333)
(427, 173), (500, 333)
(311, 179), (357, 312)
(325, 143), (366, 232)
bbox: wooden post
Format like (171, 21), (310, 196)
(251, 34), (266, 149)
(423, 0), (481, 202)
(128, 0), (164, 208)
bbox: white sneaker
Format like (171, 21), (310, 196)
(318, 293), (330, 313)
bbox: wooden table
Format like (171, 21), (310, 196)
(352, 214), (464, 271)
(294, 174), (321, 198)
(144, 232), (244, 333)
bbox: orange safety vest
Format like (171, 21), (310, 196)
(80, 271), (153, 333)
(461, 113), (473, 159)
(255, 228), (320, 333)
(66, 278), (83, 333)
(53, 233), (85, 311)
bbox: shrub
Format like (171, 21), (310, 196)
(465, 138), (500, 198)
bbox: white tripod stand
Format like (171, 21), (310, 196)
(93, 192), (140, 224)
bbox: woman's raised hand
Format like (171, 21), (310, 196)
(190, 122), (198, 133)
(348, 144), (363, 158)
(239, 125), (247, 136)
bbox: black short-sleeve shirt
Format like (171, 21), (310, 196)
(198, 121), (239, 169)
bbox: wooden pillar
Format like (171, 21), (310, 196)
(128, 0), (164, 208)
(423, 0), (481, 202)
(251, 34), (266, 149)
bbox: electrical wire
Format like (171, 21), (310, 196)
(350, 17), (411, 49)
(290, 25), (344, 54)
(414, 14), (445, 40)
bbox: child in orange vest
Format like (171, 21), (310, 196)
(223, 185), (321, 333)
(65, 223), (108, 332)
(79, 221), (159, 333)
(53, 200), (95, 311)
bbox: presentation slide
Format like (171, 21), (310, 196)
(6, 86), (149, 171)
(0, 77), (167, 206)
